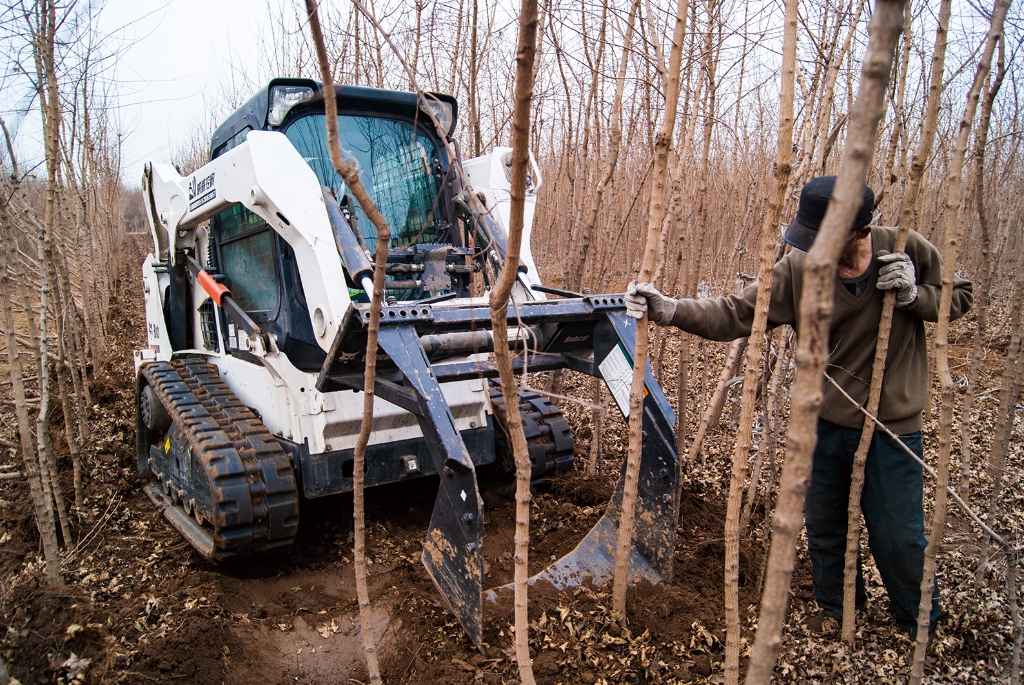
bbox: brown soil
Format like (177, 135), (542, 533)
(12, 237), (1014, 685)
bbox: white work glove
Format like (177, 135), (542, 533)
(876, 250), (917, 308)
(625, 282), (677, 326)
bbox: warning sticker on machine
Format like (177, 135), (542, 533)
(599, 343), (645, 418)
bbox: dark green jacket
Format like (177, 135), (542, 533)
(669, 227), (973, 433)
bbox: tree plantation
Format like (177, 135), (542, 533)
(0, 0), (1022, 683)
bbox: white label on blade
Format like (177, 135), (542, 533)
(460, 490), (467, 502)
(599, 343), (635, 418)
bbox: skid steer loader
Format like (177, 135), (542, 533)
(135, 78), (680, 648)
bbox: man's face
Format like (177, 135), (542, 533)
(844, 225), (871, 248)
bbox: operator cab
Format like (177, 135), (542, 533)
(206, 79), (467, 371)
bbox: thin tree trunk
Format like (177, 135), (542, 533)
(723, 0), (798, 676)
(612, 0), (689, 616)
(909, 0), (1011, 676)
(485, 0), (541, 678)
(880, 0), (911, 216)
(840, 0), (953, 642)
(745, 3), (905, 681)
(34, 0), (72, 549)
(959, 39), (1004, 496)
(976, 253), (1024, 590)
(587, 377), (604, 475)
(741, 330), (791, 531)
(811, 0), (865, 176)
(686, 337), (747, 463)
(568, 0), (639, 291)
(1010, 544), (1022, 685)
(0, 144), (62, 585)
(305, 3), (388, 681)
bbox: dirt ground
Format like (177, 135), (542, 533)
(0, 238), (1020, 684)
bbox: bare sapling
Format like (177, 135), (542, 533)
(810, 0), (865, 177)
(305, 2), (390, 681)
(722, 0), (797, 678)
(612, 0), (689, 616)
(587, 377), (604, 475)
(879, 0), (912, 215)
(480, 0), (542, 679)
(840, 0), (953, 642)
(1009, 543), (1022, 685)
(909, 0), (1011, 676)
(975, 249), (1024, 591)
(741, 330), (791, 531)
(687, 337), (747, 463)
(959, 38), (1005, 496)
(744, 2), (906, 681)
(32, 0), (72, 549)
(0, 134), (62, 584)
(567, 0), (639, 290)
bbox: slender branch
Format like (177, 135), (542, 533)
(305, 2), (388, 682)
(612, 0), (689, 616)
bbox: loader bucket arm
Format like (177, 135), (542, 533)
(316, 294), (679, 649)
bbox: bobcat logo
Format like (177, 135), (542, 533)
(188, 172), (216, 211)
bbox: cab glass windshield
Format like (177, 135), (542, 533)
(284, 113), (443, 250)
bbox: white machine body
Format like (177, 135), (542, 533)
(136, 132), (539, 462)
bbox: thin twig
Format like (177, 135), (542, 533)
(824, 373), (1006, 548)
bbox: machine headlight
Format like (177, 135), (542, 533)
(420, 98), (454, 137)
(268, 85), (314, 126)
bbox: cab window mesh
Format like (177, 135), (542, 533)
(284, 113), (442, 250)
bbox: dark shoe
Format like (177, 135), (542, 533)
(806, 612), (839, 635)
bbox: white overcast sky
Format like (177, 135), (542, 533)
(1, 1), (278, 185)
(96, 0), (275, 185)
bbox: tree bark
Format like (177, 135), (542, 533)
(484, 0), (541, 679)
(744, 3), (905, 680)
(723, 0), (798, 674)
(909, 0), (1011, 676)
(305, 3), (391, 681)
(612, 0), (689, 616)
(686, 337), (747, 464)
(959, 38), (1004, 496)
(839, 0), (953, 643)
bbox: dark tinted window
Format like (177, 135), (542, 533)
(212, 203), (280, 316)
(212, 125), (253, 159)
(284, 113), (442, 250)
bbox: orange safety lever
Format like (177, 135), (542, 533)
(196, 269), (231, 306)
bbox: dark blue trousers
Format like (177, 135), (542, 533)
(805, 418), (940, 635)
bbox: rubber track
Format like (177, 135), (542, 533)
(489, 380), (575, 476)
(139, 360), (298, 560)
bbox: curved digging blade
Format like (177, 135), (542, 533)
(422, 467), (485, 650)
(487, 311), (680, 599)
(371, 326), (488, 651)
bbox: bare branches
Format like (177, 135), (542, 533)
(912, 0), (1012, 675)
(612, 0), (689, 616)
(723, 0), (798, 677)
(487, 0), (541, 678)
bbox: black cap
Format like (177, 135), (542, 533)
(783, 175), (875, 251)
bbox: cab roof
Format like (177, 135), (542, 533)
(209, 78), (458, 157)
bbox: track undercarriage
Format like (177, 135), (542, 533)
(136, 360), (299, 560)
(136, 294), (680, 649)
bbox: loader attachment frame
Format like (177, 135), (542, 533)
(317, 294), (679, 649)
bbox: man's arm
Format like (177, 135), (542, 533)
(664, 258), (799, 341)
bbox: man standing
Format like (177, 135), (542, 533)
(625, 175), (973, 636)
